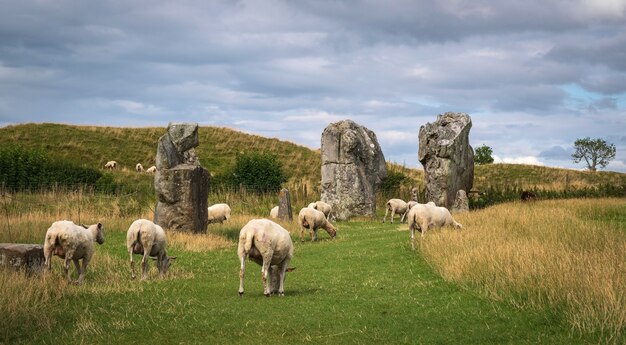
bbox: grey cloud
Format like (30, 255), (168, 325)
(539, 146), (574, 160)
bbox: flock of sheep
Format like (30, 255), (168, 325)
(43, 199), (461, 296)
(43, 164), (462, 296)
(104, 160), (156, 173)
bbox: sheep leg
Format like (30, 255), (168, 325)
(400, 210), (408, 223)
(129, 247), (136, 279)
(72, 259), (81, 284)
(382, 207), (389, 223)
(43, 245), (53, 271)
(141, 252), (150, 280)
(76, 257), (89, 284)
(261, 251), (273, 297)
(410, 225), (416, 251)
(277, 259), (291, 297)
(64, 257), (72, 282)
(238, 254), (246, 296)
(300, 226), (305, 242)
(311, 228), (317, 241)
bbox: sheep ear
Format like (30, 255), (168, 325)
(286, 267), (296, 272)
(169, 256), (177, 260)
(97, 223), (102, 229)
(80, 224), (88, 229)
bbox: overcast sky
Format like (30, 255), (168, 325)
(1, 0), (625, 172)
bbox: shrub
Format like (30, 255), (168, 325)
(228, 152), (287, 193)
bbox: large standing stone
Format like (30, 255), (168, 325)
(154, 123), (210, 233)
(451, 189), (469, 214)
(419, 112), (474, 209)
(320, 120), (387, 220)
(277, 188), (293, 221)
(0, 243), (45, 275)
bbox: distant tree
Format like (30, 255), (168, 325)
(474, 145), (494, 165)
(571, 137), (616, 171)
(230, 152), (287, 193)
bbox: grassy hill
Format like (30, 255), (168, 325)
(1, 123), (625, 196)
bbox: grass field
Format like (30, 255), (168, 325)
(2, 197), (624, 344)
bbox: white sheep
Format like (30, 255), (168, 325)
(135, 163), (144, 172)
(146, 166), (157, 173)
(126, 219), (176, 280)
(382, 199), (409, 224)
(307, 201), (333, 220)
(270, 206), (279, 219)
(208, 203), (231, 224)
(406, 203), (462, 250)
(104, 160), (117, 169)
(43, 220), (105, 284)
(401, 200), (419, 222)
(238, 219), (294, 297)
(298, 207), (337, 242)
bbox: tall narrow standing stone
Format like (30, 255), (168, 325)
(419, 112), (474, 209)
(320, 120), (387, 220)
(277, 188), (293, 221)
(154, 123), (210, 233)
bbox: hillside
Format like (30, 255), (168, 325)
(1, 123), (625, 193)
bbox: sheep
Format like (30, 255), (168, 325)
(43, 220), (105, 284)
(238, 219), (294, 297)
(135, 163), (144, 172)
(382, 199), (409, 224)
(126, 219), (176, 280)
(104, 160), (117, 169)
(298, 207), (337, 242)
(270, 206), (279, 219)
(207, 203), (231, 224)
(307, 201), (333, 220)
(406, 203), (462, 250)
(146, 166), (157, 173)
(401, 200), (419, 223)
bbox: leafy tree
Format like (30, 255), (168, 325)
(572, 137), (616, 171)
(230, 152), (287, 193)
(474, 144), (494, 165)
(379, 170), (409, 194)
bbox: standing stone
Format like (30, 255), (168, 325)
(451, 189), (469, 214)
(411, 187), (419, 202)
(419, 112), (474, 209)
(154, 123), (210, 233)
(320, 120), (387, 220)
(277, 188), (293, 221)
(0, 243), (45, 275)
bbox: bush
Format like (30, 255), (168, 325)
(228, 152), (287, 193)
(379, 170), (409, 194)
(0, 144), (105, 191)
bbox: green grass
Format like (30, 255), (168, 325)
(4, 220), (595, 345)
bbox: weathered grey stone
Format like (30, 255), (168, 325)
(451, 189), (469, 214)
(419, 112), (474, 209)
(0, 243), (45, 275)
(277, 188), (293, 221)
(411, 187), (419, 202)
(154, 123), (210, 233)
(320, 120), (387, 220)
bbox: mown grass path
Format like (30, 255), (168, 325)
(17, 221), (590, 345)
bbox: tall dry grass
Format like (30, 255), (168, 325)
(421, 198), (626, 342)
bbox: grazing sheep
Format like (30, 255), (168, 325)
(382, 199), (409, 224)
(307, 201), (333, 220)
(146, 166), (157, 173)
(135, 163), (144, 172)
(298, 207), (337, 242)
(126, 219), (176, 280)
(406, 203), (462, 250)
(208, 203), (231, 224)
(401, 201), (419, 223)
(104, 160), (117, 169)
(270, 206), (279, 219)
(238, 219), (294, 297)
(43, 220), (105, 284)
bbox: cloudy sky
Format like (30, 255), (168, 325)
(1, 0), (625, 172)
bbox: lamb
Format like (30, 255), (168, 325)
(270, 206), (279, 219)
(207, 203), (231, 224)
(237, 219), (294, 297)
(382, 199), (409, 224)
(135, 163), (144, 172)
(126, 219), (176, 280)
(307, 201), (333, 220)
(43, 220), (105, 284)
(104, 160), (117, 169)
(298, 207), (337, 242)
(406, 203), (462, 250)
(146, 166), (157, 173)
